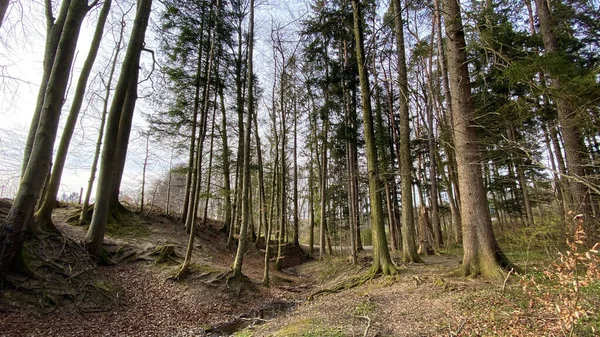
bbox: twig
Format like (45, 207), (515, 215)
(449, 319), (466, 336)
(240, 317), (270, 322)
(502, 268), (514, 293)
(356, 315), (371, 337)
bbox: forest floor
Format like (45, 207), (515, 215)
(0, 200), (599, 336)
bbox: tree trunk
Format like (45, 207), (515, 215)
(22, 0), (71, 177)
(352, 0), (396, 275)
(80, 13), (126, 225)
(218, 82), (232, 229)
(85, 0), (152, 258)
(0, 0), (89, 276)
(319, 115), (329, 259)
(442, 0), (514, 278)
(534, 0), (593, 239)
(0, 0), (9, 28)
(36, 0), (111, 225)
(292, 95), (299, 246)
(232, 0), (254, 279)
(139, 132), (150, 213)
(418, 205), (435, 255)
(392, 0), (422, 263)
(181, 22), (206, 224)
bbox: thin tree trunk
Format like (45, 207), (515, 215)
(85, 0), (153, 258)
(263, 133), (279, 286)
(22, 0), (72, 177)
(252, 100), (267, 244)
(177, 88), (218, 279)
(352, 0), (396, 275)
(181, 22), (206, 224)
(232, 0), (254, 278)
(80, 14), (126, 225)
(139, 132), (150, 213)
(218, 84), (232, 230)
(292, 95), (299, 246)
(392, 0), (421, 263)
(36, 0), (111, 224)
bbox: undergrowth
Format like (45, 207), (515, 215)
(459, 225), (600, 336)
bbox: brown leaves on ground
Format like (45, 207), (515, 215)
(2, 203), (598, 336)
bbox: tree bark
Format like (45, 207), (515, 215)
(0, 0), (10, 29)
(22, 0), (72, 177)
(80, 14), (126, 225)
(181, 22), (205, 225)
(534, 0), (593, 239)
(232, 0), (254, 279)
(0, 0), (89, 276)
(352, 0), (396, 275)
(218, 82), (233, 230)
(85, 0), (152, 258)
(37, 0), (112, 224)
(392, 0), (422, 263)
(442, 0), (514, 278)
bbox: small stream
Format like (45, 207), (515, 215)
(202, 299), (296, 336)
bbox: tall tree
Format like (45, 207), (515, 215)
(392, 0), (422, 263)
(85, 0), (153, 258)
(80, 10), (126, 225)
(0, 0), (91, 276)
(352, 0), (396, 275)
(21, 0), (72, 176)
(442, 0), (514, 278)
(534, 0), (594, 238)
(232, 0), (254, 279)
(36, 0), (112, 225)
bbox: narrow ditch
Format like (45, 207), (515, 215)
(201, 299), (296, 336)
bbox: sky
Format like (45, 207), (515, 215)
(0, 1), (160, 201)
(0, 0), (306, 202)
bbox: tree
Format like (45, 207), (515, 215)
(36, 0), (112, 226)
(351, 0), (396, 276)
(392, 0), (422, 263)
(22, 0), (72, 176)
(80, 8), (127, 225)
(85, 0), (153, 258)
(442, 0), (514, 278)
(534, 0), (594, 239)
(0, 0), (10, 28)
(231, 0), (254, 279)
(0, 0), (91, 276)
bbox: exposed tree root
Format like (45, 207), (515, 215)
(168, 263), (231, 284)
(447, 250), (521, 281)
(1, 225), (120, 313)
(152, 245), (178, 264)
(307, 270), (378, 301)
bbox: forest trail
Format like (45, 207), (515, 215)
(0, 201), (581, 336)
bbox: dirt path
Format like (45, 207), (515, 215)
(244, 254), (481, 337)
(0, 203), (495, 337)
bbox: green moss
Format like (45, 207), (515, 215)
(352, 299), (377, 316)
(232, 330), (253, 337)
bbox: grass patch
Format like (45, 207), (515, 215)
(272, 318), (346, 337)
(352, 299), (377, 316)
